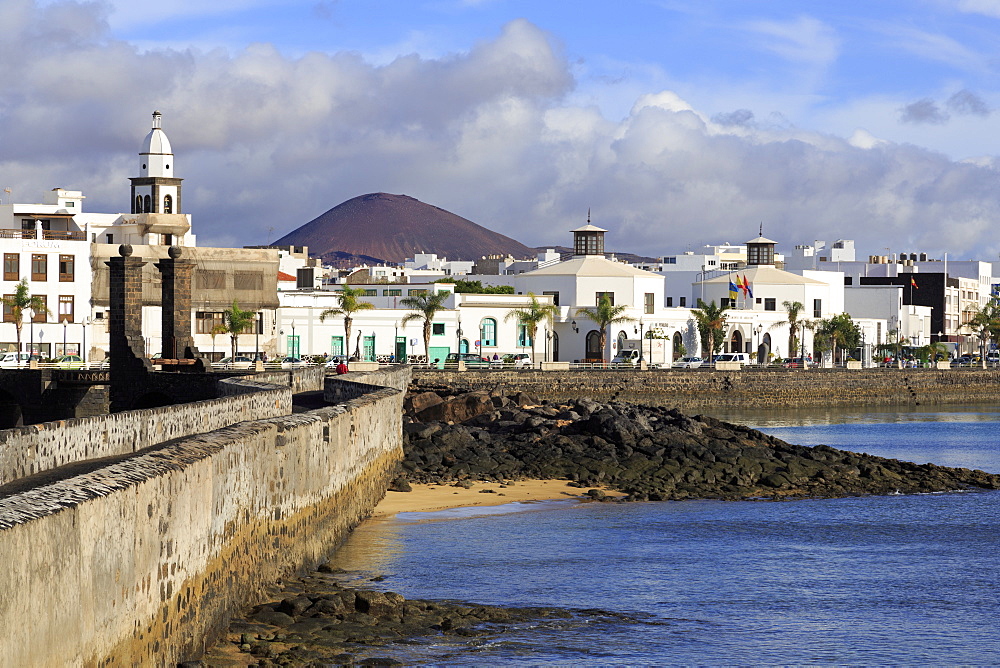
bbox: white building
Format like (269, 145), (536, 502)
(2, 111), (278, 361)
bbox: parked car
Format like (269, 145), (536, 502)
(444, 352), (490, 368)
(324, 355), (348, 368)
(212, 355), (253, 369)
(0, 352), (34, 367)
(782, 357), (808, 368)
(507, 353), (532, 368)
(56, 354), (84, 368)
(278, 356), (309, 368)
(701, 353), (751, 367)
(672, 356), (703, 369)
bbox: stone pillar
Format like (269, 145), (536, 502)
(154, 246), (204, 366)
(107, 244), (153, 411)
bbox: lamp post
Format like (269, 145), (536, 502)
(754, 323), (763, 365)
(639, 318), (645, 365)
(456, 318), (463, 356)
(82, 317), (89, 365)
(255, 312), (261, 361)
(395, 320), (400, 362)
(38, 328), (44, 359)
(291, 321), (296, 358)
(62, 320), (67, 358)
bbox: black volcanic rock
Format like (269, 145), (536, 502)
(274, 193), (536, 264)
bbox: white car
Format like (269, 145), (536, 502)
(672, 356), (703, 369)
(509, 353), (532, 368)
(212, 355), (253, 369)
(0, 352), (33, 368)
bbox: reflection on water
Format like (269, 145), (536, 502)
(705, 403), (1000, 428)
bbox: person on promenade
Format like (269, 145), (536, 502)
(336, 360), (348, 375)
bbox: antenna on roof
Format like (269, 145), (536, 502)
(759, 222), (763, 236)
(587, 208), (591, 224)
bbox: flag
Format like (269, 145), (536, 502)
(729, 279), (739, 301)
(743, 274), (753, 299)
(910, 277), (918, 289)
(737, 274), (747, 296)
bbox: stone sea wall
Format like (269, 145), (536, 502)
(0, 376), (292, 487)
(413, 368), (1000, 409)
(0, 366), (409, 666)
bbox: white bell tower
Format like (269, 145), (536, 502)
(129, 111), (183, 215)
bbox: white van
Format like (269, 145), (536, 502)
(706, 353), (751, 366)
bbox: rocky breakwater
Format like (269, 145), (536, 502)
(399, 389), (1000, 500)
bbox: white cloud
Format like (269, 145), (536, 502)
(3, 2), (1000, 261)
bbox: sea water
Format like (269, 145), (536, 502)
(331, 406), (1000, 665)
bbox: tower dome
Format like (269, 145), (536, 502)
(130, 111), (183, 215)
(139, 111), (173, 178)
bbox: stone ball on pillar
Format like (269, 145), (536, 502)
(119, 244), (133, 257)
(168, 245), (183, 259)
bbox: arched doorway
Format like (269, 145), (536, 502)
(672, 331), (684, 360)
(551, 331), (560, 362)
(616, 330), (628, 356)
(586, 330), (602, 360)
(459, 339), (469, 354)
(730, 330), (743, 353)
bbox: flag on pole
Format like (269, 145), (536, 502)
(743, 274), (754, 299)
(729, 279), (739, 301)
(910, 277), (918, 289)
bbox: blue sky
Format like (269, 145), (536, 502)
(7, 0), (1000, 258)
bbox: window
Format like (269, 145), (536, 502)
(542, 291), (560, 306)
(31, 254), (47, 281)
(32, 295), (46, 323)
(383, 289), (402, 296)
(105, 234), (113, 244)
(764, 298), (776, 311)
(3, 254), (18, 281)
(517, 323), (532, 347)
(160, 234), (173, 245)
(721, 298), (733, 308)
(432, 323), (445, 335)
(163, 194), (173, 214)
(65, 201), (74, 208)
(58, 295), (74, 323)
(679, 297), (686, 307)
(813, 299), (822, 318)
(234, 272), (263, 291)
(596, 291), (614, 306)
(664, 257), (677, 264)
(480, 318), (497, 346)
(143, 195), (151, 212)
(644, 292), (654, 314)
(330, 336), (344, 356)
(666, 297), (673, 308)
(2, 295), (13, 322)
(134, 196), (142, 214)
(362, 289), (377, 297)
(196, 271), (226, 290)
(408, 289), (427, 296)
(59, 255), (74, 282)
(195, 312), (225, 334)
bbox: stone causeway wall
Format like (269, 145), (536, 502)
(0, 375), (299, 488)
(0, 365), (409, 666)
(413, 367), (1000, 409)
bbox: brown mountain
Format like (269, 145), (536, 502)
(273, 193), (536, 265)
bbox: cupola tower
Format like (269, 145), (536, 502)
(129, 111), (183, 215)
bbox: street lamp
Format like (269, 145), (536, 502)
(638, 318), (644, 363)
(255, 312), (261, 361)
(754, 323), (763, 365)
(456, 318), (463, 355)
(291, 321), (296, 357)
(82, 317), (90, 365)
(571, 320), (578, 333)
(63, 320), (67, 358)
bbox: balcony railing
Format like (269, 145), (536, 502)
(0, 229), (86, 241)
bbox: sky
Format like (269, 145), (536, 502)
(4, 0), (1000, 260)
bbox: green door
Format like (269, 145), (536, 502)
(363, 335), (375, 361)
(429, 346), (450, 368)
(395, 336), (406, 363)
(331, 336), (344, 357)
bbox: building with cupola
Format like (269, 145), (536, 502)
(1, 112), (279, 361)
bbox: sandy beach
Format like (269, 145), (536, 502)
(370, 479), (626, 518)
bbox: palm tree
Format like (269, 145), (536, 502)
(814, 313), (861, 366)
(773, 300), (804, 360)
(320, 286), (375, 359)
(0, 278), (48, 360)
(690, 299), (729, 359)
(221, 300), (256, 359)
(504, 293), (559, 364)
(209, 322), (228, 361)
(574, 295), (635, 362)
(400, 291), (451, 364)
